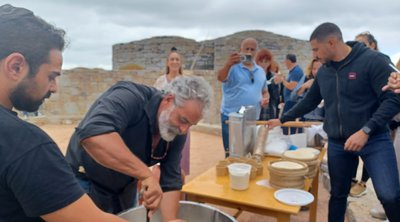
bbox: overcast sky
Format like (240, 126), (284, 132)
(6, 0), (400, 70)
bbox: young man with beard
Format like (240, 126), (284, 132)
(267, 22), (400, 222)
(65, 76), (212, 221)
(0, 4), (129, 222)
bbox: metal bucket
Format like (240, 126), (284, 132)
(118, 201), (237, 222)
(228, 106), (257, 157)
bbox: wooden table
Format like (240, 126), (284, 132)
(182, 148), (326, 222)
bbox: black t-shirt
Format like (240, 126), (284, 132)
(0, 106), (84, 222)
(65, 81), (185, 209)
(330, 47), (356, 70)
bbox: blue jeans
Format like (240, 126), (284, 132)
(221, 113), (230, 157)
(328, 133), (400, 222)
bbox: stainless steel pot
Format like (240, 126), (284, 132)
(118, 201), (237, 222)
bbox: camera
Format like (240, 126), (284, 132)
(240, 54), (252, 63)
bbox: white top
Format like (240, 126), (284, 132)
(154, 74), (169, 90)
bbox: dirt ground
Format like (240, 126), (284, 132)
(40, 124), (331, 222)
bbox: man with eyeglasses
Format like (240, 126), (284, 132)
(65, 76), (212, 221)
(217, 37), (269, 157)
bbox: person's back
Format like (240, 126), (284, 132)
(0, 107), (84, 222)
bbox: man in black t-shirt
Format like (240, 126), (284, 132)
(66, 76), (212, 221)
(0, 4), (129, 222)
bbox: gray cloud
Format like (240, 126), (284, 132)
(6, 0), (400, 69)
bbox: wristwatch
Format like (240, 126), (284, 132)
(361, 126), (372, 135)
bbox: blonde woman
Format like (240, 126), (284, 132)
(154, 48), (190, 179)
(154, 49), (183, 89)
(297, 59), (324, 121)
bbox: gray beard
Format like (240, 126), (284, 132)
(159, 106), (181, 142)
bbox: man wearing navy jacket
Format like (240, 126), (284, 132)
(268, 22), (400, 222)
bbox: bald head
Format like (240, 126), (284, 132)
(240, 38), (258, 63)
(241, 38), (258, 50)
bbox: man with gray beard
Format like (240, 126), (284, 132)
(65, 76), (212, 221)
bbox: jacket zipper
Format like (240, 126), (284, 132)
(335, 58), (352, 138)
(335, 71), (344, 138)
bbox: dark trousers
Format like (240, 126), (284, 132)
(328, 133), (400, 222)
(77, 177), (137, 214)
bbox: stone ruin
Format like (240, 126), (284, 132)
(38, 30), (312, 128)
(112, 30), (312, 74)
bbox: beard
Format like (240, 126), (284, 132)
(159, 105), (182, 142)
(10, 79), (51, 112)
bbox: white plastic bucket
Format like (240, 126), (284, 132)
(227, 163), (251, 190)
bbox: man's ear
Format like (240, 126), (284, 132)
(327, 36), (336, 48)
(4, 53), (27, 81)
(164, 93), (175, 104)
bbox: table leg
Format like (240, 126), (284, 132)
(276, 212), (290, 222)
(309, 169), (320, 222)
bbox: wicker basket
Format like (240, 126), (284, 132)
(268, 159), (308, 189)
(282, 150), (320, 178)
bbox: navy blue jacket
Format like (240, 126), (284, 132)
(281, 41), (400, 141)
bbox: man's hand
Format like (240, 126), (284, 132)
(274, 73), (284, 84)
(382, 72), (400, 93)
(141, 175), (163, 211)
(266, 119), (282, 129)
(344, 130), (369, 152)
(217, 52), (241, 82)
(226, 52), (241, 67)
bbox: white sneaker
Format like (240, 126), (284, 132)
(369, 204), (387, 220)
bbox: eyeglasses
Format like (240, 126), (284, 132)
(151, 142), (170, 160)
(250, 70), (254, 83)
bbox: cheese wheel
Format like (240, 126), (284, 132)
(283, 150), (317, 160)
(271, 161), (304, 170)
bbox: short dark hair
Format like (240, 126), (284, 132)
(0, 4), (66, 76)
(286, 54), (296, 63)
(309, 22), (343, 42)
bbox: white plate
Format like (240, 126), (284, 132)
(274, 188), (314, 206)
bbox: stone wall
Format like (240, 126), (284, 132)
(41, 68), (221, 125)
(112, 30), (313, 74)
(41, 30), (313, 127)
(112, 36), (215, 71)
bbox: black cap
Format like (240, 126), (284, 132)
(0, 4), (34, 23)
